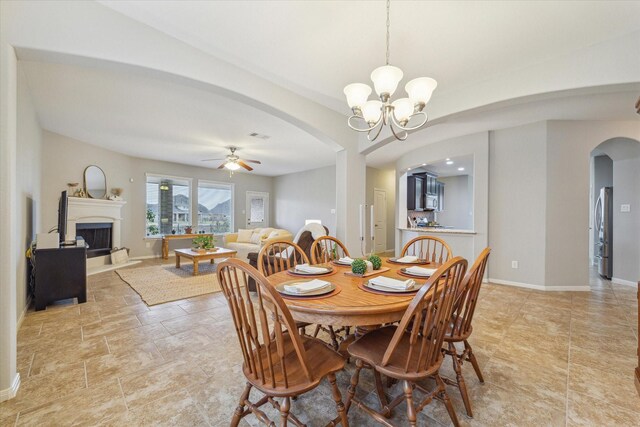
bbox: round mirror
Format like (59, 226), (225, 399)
(84, 165), (107, 199)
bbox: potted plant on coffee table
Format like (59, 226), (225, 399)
(192, 235), (217, 253)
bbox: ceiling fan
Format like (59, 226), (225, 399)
(201, 147), (261, 171)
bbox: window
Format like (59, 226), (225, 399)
(146, 175), (192, 237)
(197, 181), (233, 234)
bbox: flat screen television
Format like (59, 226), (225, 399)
(58, 190), (68, 242)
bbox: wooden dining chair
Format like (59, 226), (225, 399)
(310, 236), (350, 265)
(217, 258), (349, 427)
(400, 236), (452, 264)
(309, 236), (351, 349)
(345, 256), (468, 427)
(257, 240), (310, 277)
(443, 247), (491, 418)
(257, 240), (312, 337)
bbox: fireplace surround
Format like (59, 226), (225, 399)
(67, 198), (126, 269)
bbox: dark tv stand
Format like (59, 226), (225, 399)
(32, 245), (87, 311)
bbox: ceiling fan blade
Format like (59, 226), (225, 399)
(237, 160), (253, 171)
(217, 162), (227, 169)
(201, 158), (226, 162)
(242, 159), (262, 164)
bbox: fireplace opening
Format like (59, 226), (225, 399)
(76, 222), (112, 258)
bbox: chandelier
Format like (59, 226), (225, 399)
(343, 0), (437, 142)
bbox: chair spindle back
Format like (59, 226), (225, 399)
(310, 236), (350, 265)
(381, 256), (467, 374)
(217, 258), (313, 389)
(258, 240), (309, 277)
(401, 236), (452, 264)
(449, 248), (491, 339)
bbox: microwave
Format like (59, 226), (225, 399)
(425, 195), (439, 210)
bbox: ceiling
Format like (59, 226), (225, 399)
(100, 1), (640, 113)
(21, 60), (337, 176)
(16, 1), (640, 175)
(366, 88), (640, 168)
(410, 155), (474, 178)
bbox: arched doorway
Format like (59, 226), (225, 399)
(588, 137), (640, 286)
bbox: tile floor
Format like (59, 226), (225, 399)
(1, 259), (638, 426)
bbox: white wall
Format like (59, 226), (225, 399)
(545, 121), (640, 288)
(437, 175), (473, 229)
(612, 157), (640, 283)
(394, 120), (640, 291)
(273, 165), (336, 235)
(0, 9), (19, 395)
(16, 64), (42, 322)
(396, 132), (489, 262)
(41, 132), (274, 258)
(489, 122), (547, 287)
(366, 167), (396, 253)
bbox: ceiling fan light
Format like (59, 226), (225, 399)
(392, 98), (414, 123)
(405, 77), (438, 106)
(225, 162), (241, 171)
(370, 65), (403, 97)
(343, 83), (372, 109)
(361, 100), (383, 124)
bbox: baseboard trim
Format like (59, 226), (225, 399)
(612, 277), (637, 287)
(0, 373), (20, 402)
(488, 278), (545, 291)
(488, 278), (590, 292)
(17, 295), (32, 330)
(130, 255), (162, 260)
(542, 285), (591, 292)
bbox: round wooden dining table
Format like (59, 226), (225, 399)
(266, 257), (438, 329)
(266, 257), (440, 421)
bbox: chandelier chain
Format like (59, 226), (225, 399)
(385, 0), (390, 65)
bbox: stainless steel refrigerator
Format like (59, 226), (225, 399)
(594, 186), (613, 279)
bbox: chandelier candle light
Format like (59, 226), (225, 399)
(343, 0), (437, 142)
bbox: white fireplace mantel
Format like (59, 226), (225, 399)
(67, 198), (126, 249)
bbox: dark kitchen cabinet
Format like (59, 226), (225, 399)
(436, 181), (445, 212)
(407, 175), (425, 211)
(425, 173), (438, 196)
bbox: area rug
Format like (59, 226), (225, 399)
(115, 263), (222, 306)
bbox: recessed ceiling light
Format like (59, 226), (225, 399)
(421, 163), (426, 166)
(446, 161), (454, 165)
(446, 158), (450, 161)
(408, 167), (412, 171)
(458, 167), (465, 171)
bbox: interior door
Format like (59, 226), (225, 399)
(374, 188), (387, 253)
(246, 191), (269, 229)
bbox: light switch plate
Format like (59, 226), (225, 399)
(620, 204), (631, 212)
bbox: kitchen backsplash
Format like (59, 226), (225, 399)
(407, 210), (435, 227)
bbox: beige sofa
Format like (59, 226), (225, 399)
(223, 228), (293, 261)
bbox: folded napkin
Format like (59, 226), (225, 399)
(368, 276), (416, 291)
(338, 256), (354, 265)
(294, 264), (328, 274)
(396, 255), (419, 263)
(284, 279), (331, 294)
(405, 266), (437, 276)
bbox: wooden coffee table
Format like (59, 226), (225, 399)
(174, 247), (237, 276)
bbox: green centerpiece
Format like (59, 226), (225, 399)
(368, 254), (382, 270)
(351, 258), (367, 275)
(193, 235), (216, 252)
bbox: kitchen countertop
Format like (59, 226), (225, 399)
(399, 227), (476, 235)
